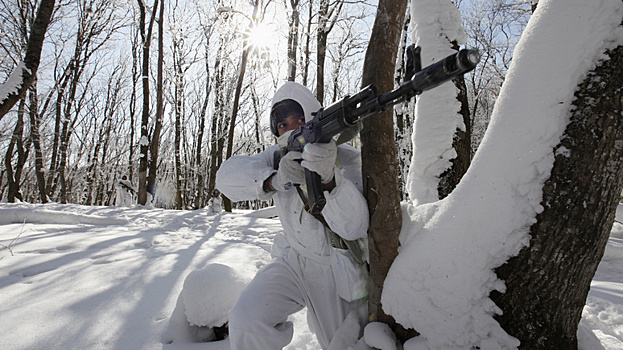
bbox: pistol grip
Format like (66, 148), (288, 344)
(305, 169), (326, 214)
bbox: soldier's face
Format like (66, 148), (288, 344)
(277, 115), (305, 136)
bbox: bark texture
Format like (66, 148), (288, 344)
(491, 43), (623, 349)
(360, 0), (415, 342)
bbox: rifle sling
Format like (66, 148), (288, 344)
(295, 185), (349, 250)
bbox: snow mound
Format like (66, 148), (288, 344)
(364, 322), (397, 350)
(0, 205), (128, 225)
(181, 263), (249, 327)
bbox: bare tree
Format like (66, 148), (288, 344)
(0, 0), (55, 121)
(315, 0), (343, 104)
(221, 0), (269, 211)
(379, 3), (623, 348)
(170, 0), (201, 209)
(145, 0), (166, 206)
(4, 97), (30, 202)
(52, 0), (124, 203)
(461, 0), (531, 152)
(225, 0), (261, 161)
(128, 13), (141, 183)
(28, 82), (46, 203)
(207, 31), (232, 198)
(301, 0), (313, 86)
(192, 4), (217, 209)
(328, 12), (367, 102)
(136, 0), (159, 205)
(83, 64), (124, 205)
(359, 0), (412, 342)
(286, 0), (300, 81)
(2, 0), (39, 202)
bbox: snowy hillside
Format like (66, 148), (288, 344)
(0, 202), (622, 349)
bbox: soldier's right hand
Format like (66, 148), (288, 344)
(271, 151), (305, 191)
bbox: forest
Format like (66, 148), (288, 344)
(2, 0), (623, 348)
(0, 0), (531, 208)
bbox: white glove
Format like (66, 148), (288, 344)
(301, 141), (337, 183)
(271, 151), (305, 191)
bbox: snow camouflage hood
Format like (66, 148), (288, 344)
(270, 82), (321, 136)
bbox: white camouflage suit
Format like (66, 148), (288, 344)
(115, 176), (135, 207)
(215, 82), (369, 349)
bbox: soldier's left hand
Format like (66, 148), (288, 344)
(301, 140), (337, 183)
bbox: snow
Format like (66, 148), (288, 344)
(364, 322), (398, 350)
(0, 61), (28, 105)
(0, 203), (319, 349)
(139, 136), (150, 146)
(407, 0), (467, 205)
(1, 203), (622, 349)
(382, 0), (623, 348)
(1, 0), (622, 349)
(180, 264), (248, 328)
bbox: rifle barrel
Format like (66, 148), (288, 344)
(348, 48), (480, 123)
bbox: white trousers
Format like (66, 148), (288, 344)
(116, 191), (132, 207)
(228, 255), (362, 349)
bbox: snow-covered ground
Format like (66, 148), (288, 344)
(0, 202), (622, 349)
(0, 203), (316, 350)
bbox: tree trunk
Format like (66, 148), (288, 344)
(58, 55), (84, 203)
(287, 0), (300, 81)
(302, 2), (312, 86)
(174, 38), (184, 210)
(129, 29), (140, 182)
(85, 69), (119, 205)
(84, 124), (103, 205)
(225, 0), (258, 162)
(28, 83), (47, 203)
(250, 85), (264, 154)
(394, 10), (411, 200)
(145, 0), (165, 205)
(491, 43), (623, 349)
(360, 0), (415, 342)
(194, 42), (211, 209)
(208, 51), (225, 198)
(4, 98), (28, 202)
(437, 42), (472, 200)
(316, 0), (328, 104)
(46, 70), (71, 198)
(137, 0), (159, 205)
(0, 0), (55, 121)
(316, 0), (343, 105)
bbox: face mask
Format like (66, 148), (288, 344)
(277, 130), (294, 148)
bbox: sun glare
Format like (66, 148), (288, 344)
(246, 22), (278, 51)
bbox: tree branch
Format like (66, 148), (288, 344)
(0, 0), (56, 121)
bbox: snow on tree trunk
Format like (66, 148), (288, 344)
(382, 0), (623, 348)
(406, 0), (467, 206)
(0, 0), (55, 121)
(491, 18), (623, 350)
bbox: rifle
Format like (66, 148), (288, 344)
(276, 46), (480, 214)
(119, 181), (136, 195)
